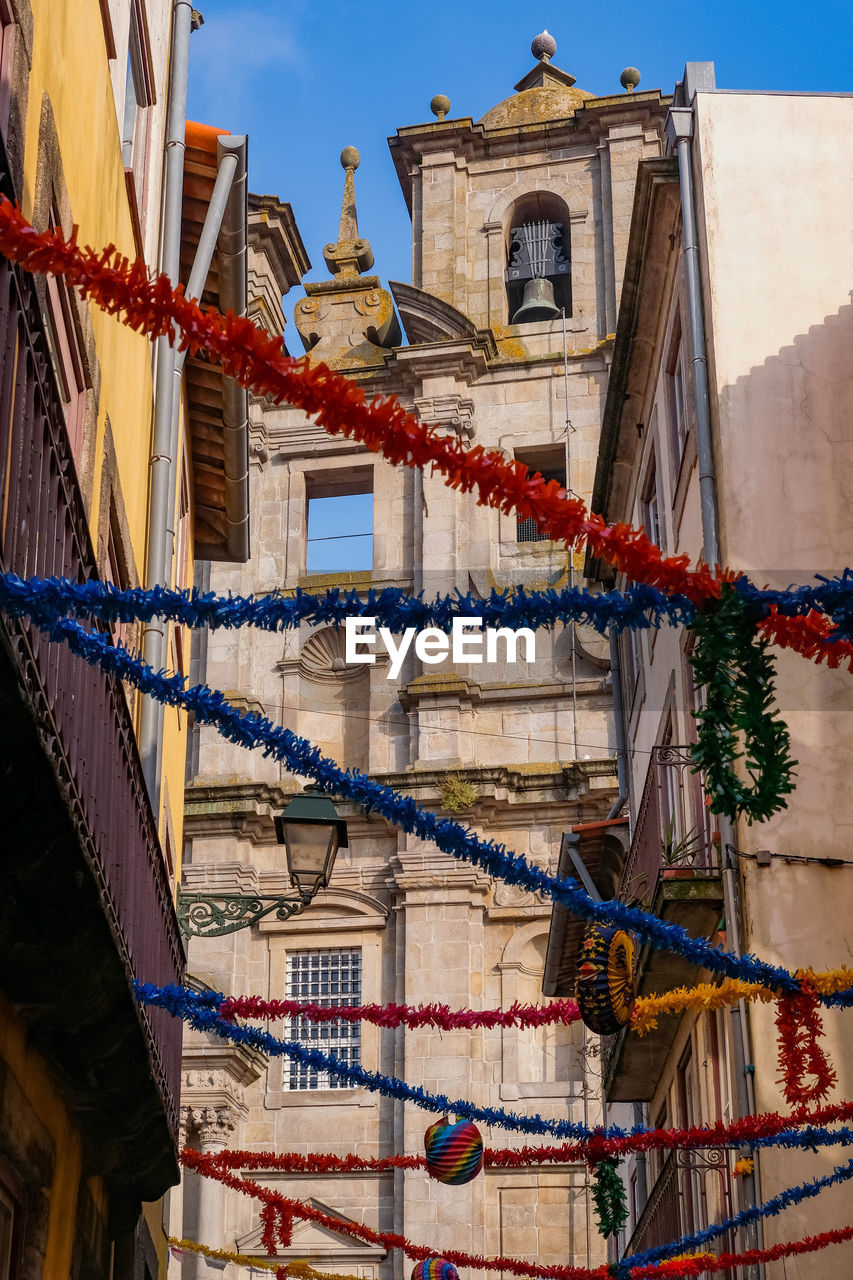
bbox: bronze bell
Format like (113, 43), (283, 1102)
(511, 276), (561, 324)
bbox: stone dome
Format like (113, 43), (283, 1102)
(479, 83), (594, 129)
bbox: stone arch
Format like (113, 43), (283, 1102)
(297, 625), (370, 771)
(499, 917), (551, 972)
(498, 918), (582, 1090)
(487, 182), (574, 323)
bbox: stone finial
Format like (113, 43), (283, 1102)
(430, 93), (451, 121)
(323, 145), (374, 278)
(620, 66), (641, 92)
(531, 30), (557, 63)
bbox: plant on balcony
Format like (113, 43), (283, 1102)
(661, 819), (704, 866)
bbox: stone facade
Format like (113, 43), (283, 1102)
(170, 38), (672, 1280)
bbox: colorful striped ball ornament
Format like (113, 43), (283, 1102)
(411, 1259), (460, 1280)
(424, 1116), (484, 1185)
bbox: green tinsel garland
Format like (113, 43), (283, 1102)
(690, 585), (796, 823)
(592, 1158), (629, 1238)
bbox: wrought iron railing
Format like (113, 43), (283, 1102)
(620, 746), (721, 907)
(626, 1149), (736, 1265)
(0, 179), (184, 1135)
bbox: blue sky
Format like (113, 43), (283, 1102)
(185, 0), (852, 570)
(187, 0), (853, 319)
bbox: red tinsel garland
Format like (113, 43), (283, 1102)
(775, 986), (838, 1108)
(0, 200), (849, 668)
(627, 1224), (853, 1278)
(191, 1097), (853, 1175)
(181, 1149), (853, 1279)
(220, 995), (582, 1030)
(758, 606), (853, 672)
(3, 197), (852, 670)
(0, 199), (719, 605)
(180, 1147), (612, 1280)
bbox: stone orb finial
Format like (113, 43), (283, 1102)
(531, 30), (557, 62)
(430, 93), (451, 121)
(620, 66), (641, 92)
(340, 145), (360, 171)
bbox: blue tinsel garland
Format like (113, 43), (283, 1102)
(29, 609), (807, 994)
(134, 982), (853, 1154)
(618, 1155), (853, 1275)
(0, 571), (692, 635)
(2, 568), (853, 638)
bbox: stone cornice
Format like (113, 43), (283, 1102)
(388, 92), (671, 213)
(184, 758), (619, 840)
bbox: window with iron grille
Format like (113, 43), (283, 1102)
(513, 447), (566, 543)
(285, 948), (361, 1090)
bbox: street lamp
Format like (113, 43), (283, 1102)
(176, 787), (348, 938)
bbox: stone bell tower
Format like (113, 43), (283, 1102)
(176, 35), (674, 1280)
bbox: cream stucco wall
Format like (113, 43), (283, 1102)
(605, 89), (853, 1274)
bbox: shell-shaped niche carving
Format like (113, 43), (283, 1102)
(298, 626), (367, 684)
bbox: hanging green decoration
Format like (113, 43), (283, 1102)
(690, 584), (796, 823)
(592, 1157), (629, 1238)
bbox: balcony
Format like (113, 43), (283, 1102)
(605, 746), (725, 1103)
(0, 146), (184, 1219)
(625, 1150), (737, 1269)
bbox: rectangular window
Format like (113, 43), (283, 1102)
(306, 469), (373, 573)
(641, 453), (661, 549)
(0, 0), (16, 141)
(285, 948), (362, 1090)
(43, 213), (86, 460)
(0, 1170), (21, 1280)
(514, 446), (566, 543)
(104, 504), (130, 650)
(667, 321), (689, 471)
(122, 1), (154, 238)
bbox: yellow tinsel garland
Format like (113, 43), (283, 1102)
(168, 1237), (363, 1280)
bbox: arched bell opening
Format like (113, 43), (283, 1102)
(504, 191), (572, 323)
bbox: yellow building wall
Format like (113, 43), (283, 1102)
(0, 993), (92, 1277)
(19, 0), (189, 866)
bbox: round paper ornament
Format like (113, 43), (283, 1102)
(411, 1260), (460, 1280)
(575, 922), (636, 1034)
(424, 1115), (484, 1184)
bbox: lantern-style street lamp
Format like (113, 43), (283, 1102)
(176, 787), (347, 938)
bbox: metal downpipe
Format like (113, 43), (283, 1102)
(140, 0), (195, 805)
(667, 96), (763, 1278)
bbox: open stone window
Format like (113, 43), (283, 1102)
(305, 467), (373, 573)
(505, 195), (571, 323)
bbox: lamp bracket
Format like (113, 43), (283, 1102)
(175, 885), (317, 938)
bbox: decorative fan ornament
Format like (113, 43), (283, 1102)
(576, 922), (636, 1034)
(424, 1116), (484, 1184)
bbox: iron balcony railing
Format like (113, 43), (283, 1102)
(620, 745), (721, 907)
(0, 200), (184, 1137)
(625, 1149), (737, 1272)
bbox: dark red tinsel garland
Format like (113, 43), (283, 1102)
(775, 986), (838, 1107)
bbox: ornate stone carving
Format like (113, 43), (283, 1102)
(413, 393), (476, 440)
(181, 1102), (238, 1148)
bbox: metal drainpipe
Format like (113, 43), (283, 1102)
(607, 626), (629, 819)
(666, 94), (764, 1279)
(147, 140), (244, 792)
(139, 0), (196, 804)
